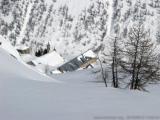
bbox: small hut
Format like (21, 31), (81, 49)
(32, 50), (64, 67)
(15, 45), (31, 55)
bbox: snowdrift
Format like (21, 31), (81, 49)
(0, 47), (60, 120)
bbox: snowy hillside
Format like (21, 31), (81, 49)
(0, 47), (59, 82)
(1, 58), (160, 120)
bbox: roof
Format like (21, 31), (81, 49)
(15, 45), (30, 50)
(32, 51), (64, 67)
(77, 50), (96, 60)
(21, 54), (36, 62)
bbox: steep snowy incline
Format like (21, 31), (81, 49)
(0, 51), (160, 120)
(0, 47), (59, 82)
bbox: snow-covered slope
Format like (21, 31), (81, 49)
(0, 33), (160, 120)
(1, 66), (160, 120)
(0, 47), (59, 82)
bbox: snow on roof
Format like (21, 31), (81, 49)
(15, 45), (30, 50)
(58, 50), (97, 72)
(0, 35), (22, 61)
(32, 51), (64, 67)
(77, 50), (97, 61)
(83, 50), (97, 58)
(21, 54), (36, 62)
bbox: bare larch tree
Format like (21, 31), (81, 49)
(110, 36), (121, 88)
(121, 22), (160, 90)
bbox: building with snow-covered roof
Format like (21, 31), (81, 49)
(32, 51), (64, 67)
(58, 50), (97, 73)
(15, 45), (31, 55)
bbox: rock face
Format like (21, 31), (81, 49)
(0, 0), (160, 57)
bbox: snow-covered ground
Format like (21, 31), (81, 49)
(1, 45), (160, 120)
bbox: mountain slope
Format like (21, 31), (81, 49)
(0, 0), (109, 57)
(1, 59), (160, 120)
(0, 44), (59, 82)
(0, 0), (160, 57)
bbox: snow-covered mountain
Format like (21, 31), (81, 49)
(0, 0), (108, 58)
(0, 0), (160, 57)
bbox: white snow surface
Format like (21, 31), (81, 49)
(1, 48), (160, 120)
(77, 49), (97, 61)
(83, 50), (97, 58)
